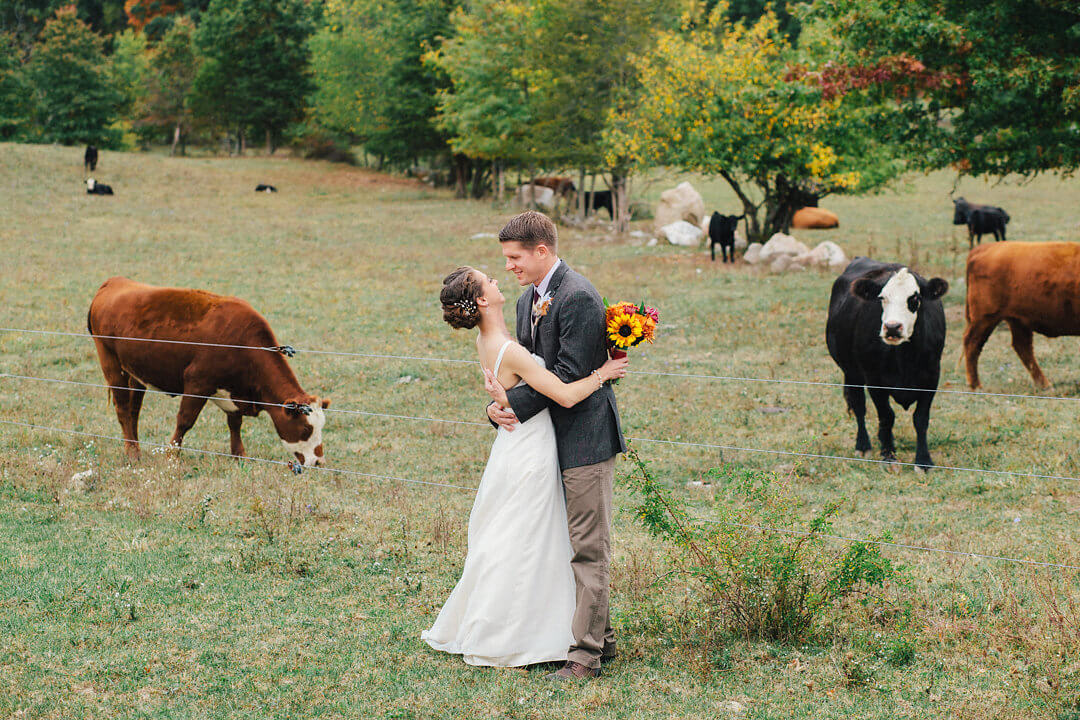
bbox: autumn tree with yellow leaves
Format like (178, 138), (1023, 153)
(605, 4), (905, 240)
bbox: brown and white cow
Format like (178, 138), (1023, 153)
(963, 242), (1080, 390)
(88, 277), (329, 466)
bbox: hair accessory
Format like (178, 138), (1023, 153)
(453, 299), (478, 314)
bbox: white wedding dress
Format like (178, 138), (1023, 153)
(422, 341), (576, 667)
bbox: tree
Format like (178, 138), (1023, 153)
(309, 0), (452, 169)
(0, 33), (34, 139)
(433, 0), (677, 220)
(426, 0), (534, 198)
(138, 15), (197, 154)
(27, 5), (122, 147)
(191, 0), (314, 154)
(605, 5), (905, 240)
(808, 0), (1080, 177)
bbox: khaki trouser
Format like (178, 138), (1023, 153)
(562, 455), (616, 669)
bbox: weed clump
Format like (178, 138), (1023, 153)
(620, 444), (911, 648)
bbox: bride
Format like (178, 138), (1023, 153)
(421, 266), (628, 667)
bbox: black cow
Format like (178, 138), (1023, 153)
(708, 212), (742, 262)
(583, 190), (613, 219)
(86, 178), (113, 195)
(952, 197), (1009, 248)
(826, 258), (949, 472)
(84, 145), (98, 173)
(255, 184), (277, 193)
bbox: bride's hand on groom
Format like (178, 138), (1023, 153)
(484, 369), (517, 430)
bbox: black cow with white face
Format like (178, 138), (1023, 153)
(826, 257), (949, 472)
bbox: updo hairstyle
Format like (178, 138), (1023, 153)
(441, 266), (484, 330)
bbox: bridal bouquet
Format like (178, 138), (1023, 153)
(604, 299), (659, 359)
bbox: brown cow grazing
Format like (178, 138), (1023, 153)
(530, 176), (577, 197)
(962, 242), (1080, 390)
(88, 277), (329, 466)
(791, 207), (839, 229)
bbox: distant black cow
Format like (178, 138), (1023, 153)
(84, 145), (98, 173)
(708, 212), (742, 262)
(583, 190), (613, 219)
(826, 258), (949, 472)
(86, 178), (113, 195)
(952, 197), (1009, 248)
(255, 184), (277, 193)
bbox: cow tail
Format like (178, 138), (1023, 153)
(87, 306), (112, 406)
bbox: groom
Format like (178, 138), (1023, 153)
(487, 211), (626, 680)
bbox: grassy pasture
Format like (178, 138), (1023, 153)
(1, 142), (1079, 719)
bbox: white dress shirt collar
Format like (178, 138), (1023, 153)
(534, 258), (562, 297)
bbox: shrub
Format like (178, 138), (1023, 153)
(620, 443), (909, 645)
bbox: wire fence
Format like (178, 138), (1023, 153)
(3, 323), (1079, 574)
(4, 368), (1080, 484)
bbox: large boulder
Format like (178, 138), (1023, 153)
(791, 207), (840, 229)
(734, 230), (748, 250)
(758, 233), (810, 263)
(515, 184), (556, 210)
(654, 182), (705, 231)
(659, 220), (703, 247)
(743, 242), (763, 264)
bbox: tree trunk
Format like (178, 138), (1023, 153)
(611, 172), (630, 235)
(265, 128), (274, 155)
(170, 123), (181, 157)
(577, 167), (586, 218)
(453, 154), (470, 198)
(528, 166), (536, 209)
(586, 174), (597, 216)
(495, 160), (505, 203)
(470, 163), (488, 199)
(237, 128), (245, 156)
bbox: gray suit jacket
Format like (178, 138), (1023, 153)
(505, 262), (626, 469)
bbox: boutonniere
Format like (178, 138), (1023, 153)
(532, 291), (553, 328)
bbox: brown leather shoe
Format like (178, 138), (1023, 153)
(544, 661), (601, 681)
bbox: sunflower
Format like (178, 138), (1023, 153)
(607, 311), (645, 349)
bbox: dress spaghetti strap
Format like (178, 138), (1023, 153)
(492, 340), (513, 378)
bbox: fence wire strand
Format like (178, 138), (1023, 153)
(4, 325), (1080, 401)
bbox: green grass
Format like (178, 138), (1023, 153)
(1, 142), (1079, 718)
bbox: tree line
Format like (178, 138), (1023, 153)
(2, 0), (1077, 238)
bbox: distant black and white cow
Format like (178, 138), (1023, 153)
(86, 178), (113, 195)
(84, 145), (98, 173)
(952, 197), (1009, 248)
(255, 184), (277, 193)
(825, 258), (949, 472)
(708, 212), (742, 262)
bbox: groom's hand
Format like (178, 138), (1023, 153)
(486, 400), (517, 432)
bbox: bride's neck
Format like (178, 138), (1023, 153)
(476, 309), (510, 340)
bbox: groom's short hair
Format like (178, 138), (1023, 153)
(498, 211), (557, 251)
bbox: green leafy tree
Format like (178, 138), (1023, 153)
(137, 15), (197, 154)
(109, 29), (149, 116)
(27, 5), (122, 147)
(308, 0), (452, 168)
(605, 5), (905, 239)
(0, 32), (34, 139)
(807, 0), (1080, 177)
(191, 0), (315, 154)
(425, 0), (534, 198)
